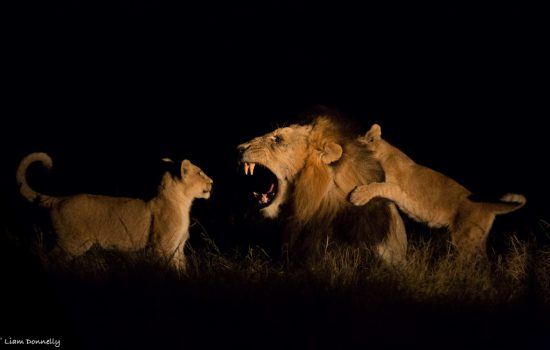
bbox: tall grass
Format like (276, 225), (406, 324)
(5, 224), (550, 349)
(35, 230), (550, 307)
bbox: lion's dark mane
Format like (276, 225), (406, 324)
(281, 111), (394, 262)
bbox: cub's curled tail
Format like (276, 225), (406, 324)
(478, 193), (527, 215)
(16, 152), (58, 208)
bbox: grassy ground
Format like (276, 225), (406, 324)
(2, 225), (550, 349)
(46, 233), (550, 304)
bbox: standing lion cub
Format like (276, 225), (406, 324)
(17, 153), (213, 269)
(350, 124), (526, 260)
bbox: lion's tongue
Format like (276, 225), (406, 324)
(253, 183), (276, 204)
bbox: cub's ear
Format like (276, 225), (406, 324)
(162, 158), (174, 163)
(181, 159), (192, 177)
(365, 124), (382, 141)
(321, 142), (343, 164)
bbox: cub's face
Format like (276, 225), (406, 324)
(358, 124), (383, 157)
(180, 160), (213, 199)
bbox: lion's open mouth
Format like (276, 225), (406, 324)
(241, 162), (279, 207)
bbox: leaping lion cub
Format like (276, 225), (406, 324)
(17, 153), (213, 269)
(350, 124), (526, 260)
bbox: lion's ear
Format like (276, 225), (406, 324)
(365, 124), (382, 141)
(181, 159), (192, 177)
(321, 142), (343, 164)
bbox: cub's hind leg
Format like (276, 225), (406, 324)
(451, 206), (496, 261)
(55, 225), (96, 258)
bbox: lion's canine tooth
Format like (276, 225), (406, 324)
(244, 163), (249, 175)
(249, 163), (256, 175)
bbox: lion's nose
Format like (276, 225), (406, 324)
(237, 143), (250, 157)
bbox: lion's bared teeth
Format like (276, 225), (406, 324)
(243, 162), (277, 206)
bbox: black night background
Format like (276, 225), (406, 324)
(1, 2), (548, 349)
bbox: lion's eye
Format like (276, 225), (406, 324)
(273, 135), (282, 143)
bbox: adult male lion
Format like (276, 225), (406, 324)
(237, 115), (407, 264)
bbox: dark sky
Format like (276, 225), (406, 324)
(2, 2), (548, 228)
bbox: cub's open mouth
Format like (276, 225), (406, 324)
(240, 162), (279, 207)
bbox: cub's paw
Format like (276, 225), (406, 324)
(349, 185), (374, 206)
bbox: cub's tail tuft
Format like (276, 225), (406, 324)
(485, 193), (527, 215)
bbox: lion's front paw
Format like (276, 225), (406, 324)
(350, 185), (374, 206)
